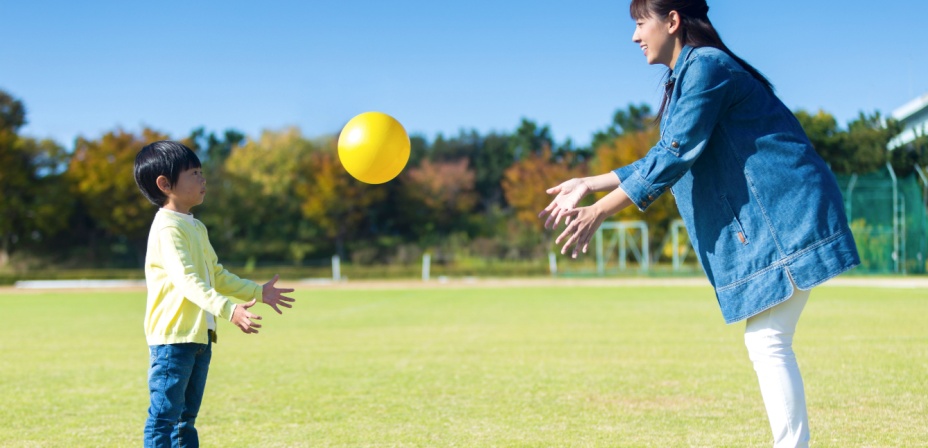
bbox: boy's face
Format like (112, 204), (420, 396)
(158, 167), (206, 213)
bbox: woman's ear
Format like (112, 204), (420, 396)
(156, 175), (172, 194)
(666, 10), (681, 34)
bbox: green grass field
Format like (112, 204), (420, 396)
(1, 282), (925, 447)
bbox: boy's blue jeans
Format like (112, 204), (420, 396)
(144, 341), (212, 448)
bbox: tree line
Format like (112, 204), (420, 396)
(1, 88), (926, 270)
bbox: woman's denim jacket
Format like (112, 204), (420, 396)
(614, 46), (860, 323)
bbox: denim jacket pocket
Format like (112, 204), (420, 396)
(720, 194), (749, 245)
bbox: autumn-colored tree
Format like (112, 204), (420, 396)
(502, 146), (586, 253)
(590, 124), (680, 259)
(398, 158), (478, 240)
(420, 129), (516, 211)
(294, 136), (385, 258)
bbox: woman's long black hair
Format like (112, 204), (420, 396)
(631, 0), (773, 121)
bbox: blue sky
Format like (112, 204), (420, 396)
(2, 0), (926, 149)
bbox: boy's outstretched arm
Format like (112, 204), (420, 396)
(262, 274), (296, 314)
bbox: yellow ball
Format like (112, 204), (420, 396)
(337, 112), (410, 184)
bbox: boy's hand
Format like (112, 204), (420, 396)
(262, 274), (296, 315)
(231, 299), (262, 334)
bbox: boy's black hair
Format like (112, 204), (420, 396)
(134, 140), (202, 207)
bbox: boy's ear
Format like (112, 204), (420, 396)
(156, 175), (172, 194)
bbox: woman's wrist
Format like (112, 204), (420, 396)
(593, 184), (633, 217)
(583, 172), (621, 192)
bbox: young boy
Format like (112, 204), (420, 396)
(134, 140), (295, 447)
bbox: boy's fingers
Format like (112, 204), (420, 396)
(279, 288), (295, 293)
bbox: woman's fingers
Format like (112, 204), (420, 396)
(539, 199), (557, 219)
(560, 228), (581, 256)
(545, 208), (564, 229)
(554, 208), (590, 257)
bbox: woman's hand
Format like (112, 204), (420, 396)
(556, 204), (607, 258)
(538, 178), (592, 229)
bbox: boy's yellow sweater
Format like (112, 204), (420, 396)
(144, 209), (263, 345)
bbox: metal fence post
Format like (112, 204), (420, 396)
(886, 163), (900, 273)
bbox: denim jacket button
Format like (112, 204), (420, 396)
(671, 141), (680, 149)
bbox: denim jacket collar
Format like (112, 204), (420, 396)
(670, 45), (697, 81)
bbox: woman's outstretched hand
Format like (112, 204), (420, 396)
(538, 178), (591, 229)
(555, 205), (607, 258)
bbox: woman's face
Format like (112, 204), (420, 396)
(632, 13), (677, 67)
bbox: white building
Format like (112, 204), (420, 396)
(888, 93), (928, 149)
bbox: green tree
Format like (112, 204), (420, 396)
(795, 109), (902, 175)
(188, 127), (245, 170)
(0, 91), (74, 266)
(186, 128), (248, 257)
(510, 118), (553, 160)
(68, 128), (169, 264)
(592, 103), (653, 150)
(0, 91), (28, 265)
(794, 109), (844, 170)
(889, 133), (928, 177)
(839, 112), (902, 174)
(220, 127), (319, 263)
(0, 90), (26, 131)
(472, 132), (515, 209)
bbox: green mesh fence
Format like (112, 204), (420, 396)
(836, 168), (928, 274)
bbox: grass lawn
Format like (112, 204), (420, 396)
(0, 283), (925, 447)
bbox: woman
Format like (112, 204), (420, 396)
(539, 1), (860, 446)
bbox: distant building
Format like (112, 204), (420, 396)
(888, 93), (928, 149)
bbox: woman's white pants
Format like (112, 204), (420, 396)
(744, 282), (811, 448)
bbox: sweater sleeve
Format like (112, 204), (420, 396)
(205, 232), (263, 303)
(213, 261), (263, 304)
(158, 225), (237, 320)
